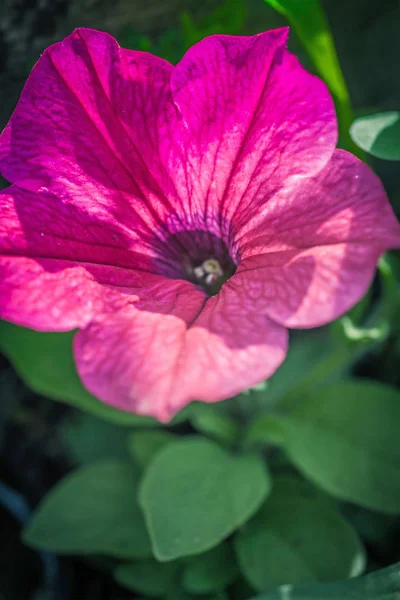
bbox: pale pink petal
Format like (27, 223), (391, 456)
(170, 29), (337, 237)
(0, 256), (113, 330)
(0, 252), (191, 332)
(74, 281), (288, 421)
(233, 150), (400, 328)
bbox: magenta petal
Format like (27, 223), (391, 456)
(0, 185), (173, 330)
(235, 150), (400, 328)
(0, 186), (161, 270)
(170, 29), (337, 233)
(74, 281), (287, 421)
(0, 29), (181, 240)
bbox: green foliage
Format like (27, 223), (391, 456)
(139, 437), (271, 561)
(350, 112), (400, 161)
(180, 0), (246, 46)
(182, 543), (239, 594)
(114, 559), (178, 596)
(0, 321), (156, 427)
(128, 430), (176, 469)
(189, 404), (241, 445)
(252, 380), (400, 513)
(234, 477), (365, 591)
(250, 561), (400, 599)
(23, 460), (152, 558)
(62, 412), (131, 464)
(251, 330), (336, 409)
(120, 0), (246, 63)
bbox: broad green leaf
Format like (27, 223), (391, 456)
(128, 430), (176, 469)
(182, 543), (238, 594)
(350, 112), (400, 160)
(277, 380), (400, 513)
(250, 561), (400, 599)
(24, 460), (152, 558)
(234, 477), (365, 591)
(139, 438), (270, 561)
(0, 321), (156, 427)
(62, 413), (130, 464)
(114, 559), (178, 596)
(264, 0), (358, 155)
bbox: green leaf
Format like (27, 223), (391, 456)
(23, 460), (152, 558)
(128, 430), (176, 469)
(250, 561), (400, 599)
(264, 0), (358, 156)
(62, 413), (130, 464)
(182, 543), (238, 594)
(190, 404), (241, 445)
(139, 438), (271, 561)
(114, 559), (178, 596)
(350, 112), (400, 160)
(181, 0), (246, 47)
(0, 321), (157, 427)
(234, 477), (365, 591)
(258, 331), (333, 408)
(277, 380), (400, 513)
(239, 330), (351, 423)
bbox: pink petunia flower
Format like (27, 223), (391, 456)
(1, 28), (399, 421)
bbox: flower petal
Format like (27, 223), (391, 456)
(235, 150), (400, 328)
(0, 256), (112, 330)
(0, 28), (183, 245)
(170, 28), (337, 235)
(0, 185), (180, 330)
(74, 282), (288, 421)
(0, 186), (159, 271)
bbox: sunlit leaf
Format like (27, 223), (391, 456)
(350, 112), (400, 160)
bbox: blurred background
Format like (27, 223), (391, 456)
(0, 0), (399, 598)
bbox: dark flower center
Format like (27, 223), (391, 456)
(156, 229), (237, 296)
(188, 256), (236, 295)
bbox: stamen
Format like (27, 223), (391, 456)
(193, 258), (224, 286)
(158, 230), (236, 295)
